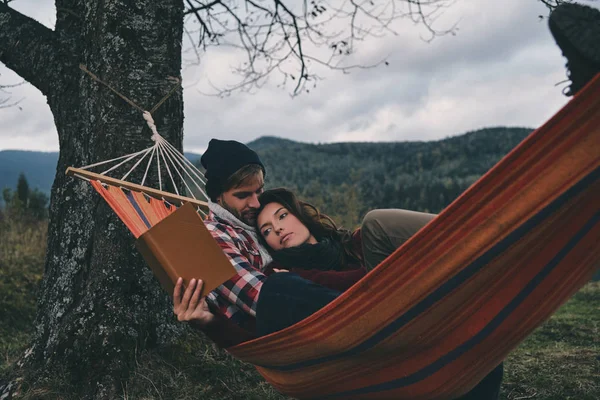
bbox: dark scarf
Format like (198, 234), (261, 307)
(272, 237), (345, 271)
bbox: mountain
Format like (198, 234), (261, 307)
(241, 127), (533, 226)
(183, 152), (202, 164)
(0, 151), (59, 194)
(2, 127), (532, 225)
(247, 136), (300, 150)
(0, 151), (202, 195)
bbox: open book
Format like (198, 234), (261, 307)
(135, 202), (236, 296)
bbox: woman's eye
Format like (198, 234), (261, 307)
(262, 228), (271, 236)
(279, 212), (287, 220)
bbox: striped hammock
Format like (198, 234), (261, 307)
(68, 74), (600, 399)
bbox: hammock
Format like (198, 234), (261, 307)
(68, 74), (600, 400)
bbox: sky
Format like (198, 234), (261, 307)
(0, 0), (598, 154)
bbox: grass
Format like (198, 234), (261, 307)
(119, 335), (286, 400)
(0, 215), (46, 377)
(1, 216), (598, 399)
(502, 282), (599, 400)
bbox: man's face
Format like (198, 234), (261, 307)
(218, 179), (264, 225)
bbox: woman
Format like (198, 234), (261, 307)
(253, 188), (445, 336)
(179, 188), (436, 342)
(253, 188), (371, 336)
(256, 188), (367, 290)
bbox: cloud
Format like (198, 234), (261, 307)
(0, 0), (588, 153)
(0, 71), (58, 150)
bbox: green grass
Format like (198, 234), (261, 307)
(0, 216), (46, 377)
(502, 282), (599, 400)
(119, 334), (286, 400)
(1, 217), (598, 399)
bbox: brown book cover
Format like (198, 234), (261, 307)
(135, 202), (236, 296)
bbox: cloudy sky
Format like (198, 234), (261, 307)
(1, 0), (597, 153)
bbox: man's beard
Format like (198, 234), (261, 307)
(220, 200), (257, 226)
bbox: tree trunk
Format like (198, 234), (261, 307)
(1, 1), (185, 398)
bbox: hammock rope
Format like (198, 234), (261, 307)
(75, 114), (208, 207)
(141, 146), (157, 187)
(75, 65), (209, 209)
(121, 147), (153, 182)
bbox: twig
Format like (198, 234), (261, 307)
(182, 0), (456, 96)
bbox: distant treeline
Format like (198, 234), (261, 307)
(2, 127), (531, 230)
(214, 127), (532, 228)
(1, 173), (49, 222)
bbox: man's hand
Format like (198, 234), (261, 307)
(173, 277), (215, 328)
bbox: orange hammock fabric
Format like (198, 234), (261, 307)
(86, 74), (600, 399)
(89, 182), (178, 238)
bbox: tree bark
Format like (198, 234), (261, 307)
(1, 1), (186, 398)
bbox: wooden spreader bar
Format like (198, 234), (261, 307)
(66, 167), (209, 212)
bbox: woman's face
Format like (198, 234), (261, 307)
(257, 202), (317, 251)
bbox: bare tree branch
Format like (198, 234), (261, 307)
(0, 76), (24, 109)
(0, 3), (66, 95)
(538, 0), (572, 11)
(183, 0), (457, 97)
(185, 0), (223, 13)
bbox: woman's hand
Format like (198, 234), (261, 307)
(173, 277), (215, 328)
(273, 268), (289, 273)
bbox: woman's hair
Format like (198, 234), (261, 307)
(257, 188), (363, 266)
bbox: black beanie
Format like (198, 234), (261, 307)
(201, 139), (265, 201)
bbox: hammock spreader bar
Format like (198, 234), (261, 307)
(66, 167), (208, 237)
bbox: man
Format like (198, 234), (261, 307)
(173, 139), (271, 346)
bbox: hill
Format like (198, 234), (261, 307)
(243, 127), (532, 227)
(0, 151), (202, 195)
(0, 151), (59, 194)
(2, 127), (532, 226)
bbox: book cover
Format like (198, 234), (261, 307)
(135, 202), (236, 296)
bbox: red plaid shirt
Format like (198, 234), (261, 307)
(204, 211), (268, 329)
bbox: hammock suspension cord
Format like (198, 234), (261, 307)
(75, 65), (210, 213)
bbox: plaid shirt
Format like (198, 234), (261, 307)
(204, 211), (268, 328)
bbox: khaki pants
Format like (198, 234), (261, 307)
(361, 209), (437, 271)
(360, 208), (504, 400)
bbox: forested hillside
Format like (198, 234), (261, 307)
(211, 127), (532, 228)
(0, 151), (59, 195)
(0, 151), (202, 196)
(2, 127), (532, 229)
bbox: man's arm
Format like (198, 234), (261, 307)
(173, 278), (256, 348)
(172, 219), (267, 346)
(208, 225), (268, 318)
(173, 277), (214, 327)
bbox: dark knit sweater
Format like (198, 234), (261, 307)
(200, 229), (367, 348)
